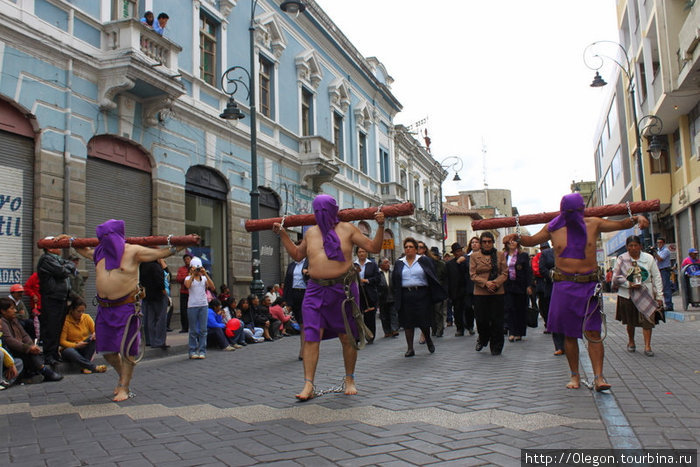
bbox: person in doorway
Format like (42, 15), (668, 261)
(272, 194), (385, 401)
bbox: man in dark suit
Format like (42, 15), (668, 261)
(377, 257), (398, 338)
(446, 242), (468, 337)
(355, 247), (380, 344)
(283, 254), (309, 360)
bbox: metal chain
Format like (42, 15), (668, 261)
(514, 214), (521, 240)
(313, 378), (347, 397)
(582, 282), (607, 344)
(626, 201), (633, 218)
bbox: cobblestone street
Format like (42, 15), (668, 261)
(1, 295), (698, 466)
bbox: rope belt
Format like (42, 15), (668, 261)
(552, 268), (600, 283)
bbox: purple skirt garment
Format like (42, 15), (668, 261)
(547, 280), (601, 339)
(95, 303), (140, 355)
(302, 280), (359, 342)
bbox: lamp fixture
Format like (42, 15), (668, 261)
(647, 134), (666, 160)
(590, 71), (607, 87)
(280, 1), (306, 13)
(219, 97), (245, 120)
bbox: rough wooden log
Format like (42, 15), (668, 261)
(245, 202), (415, 232)
(471, 199), (660, 230)
(37, 234), (201, 249)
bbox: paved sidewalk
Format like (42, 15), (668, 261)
(1, 294), (698, 466)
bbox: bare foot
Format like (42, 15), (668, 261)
(112, 386), (131, 402)
(566, 374), (580, 389)
(295, 380), (315, 401)
(594, 375), (611, 392)
(344, 376), (358, 395)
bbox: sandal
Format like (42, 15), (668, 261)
(627, 344), (636, 352)
(295, 378), (316, 402)
(594, 375), (611, 392)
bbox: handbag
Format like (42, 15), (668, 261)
(527, 306), (539, 328)
(654, 308), (666, 324)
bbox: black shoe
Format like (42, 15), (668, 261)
(475, 339), (484, 352)
(455, 331), (464, 337)
(404, 349), (415, 357)
(467, 329), (475, 336)
(159, 345), (171, 350)
(490, 348), (502, 356)
(427, 341), (435, 353)
(179, 330), (188, 333)
(40, 366), (63, 382)
(44, 357), (59, 367)
(436, 332), (443, 338)
(166, 328), (174, 332)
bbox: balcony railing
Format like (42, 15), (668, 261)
(103, 19), (181, 75)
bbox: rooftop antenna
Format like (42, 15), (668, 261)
(481, 137), (489, 188)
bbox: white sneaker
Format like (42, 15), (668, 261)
(223, 346), (235, 351)
(197, 354), (206, 359)
(254, 337), (265, 343)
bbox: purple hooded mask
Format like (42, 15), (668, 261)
(547, 193), (587, 259)
(312, 195), (345, 262)
(94, 219), (126, 270)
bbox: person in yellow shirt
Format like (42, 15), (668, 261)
(1, 345), (21, 389)
(60, 296), (106, 374)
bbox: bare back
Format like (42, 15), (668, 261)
(304, 222), (372, 279)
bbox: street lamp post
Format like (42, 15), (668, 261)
(220, 0), (305, 297)
(436, 156), (463, 255)
(584, 41), (665, 242)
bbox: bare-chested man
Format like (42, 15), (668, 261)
(272, 195), (385, 400)
(504, 193), (648, 391)
(75, 219), (187, 401)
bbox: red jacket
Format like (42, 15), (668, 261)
(176, 266), (189, 295)
(24, 272), (41, 311)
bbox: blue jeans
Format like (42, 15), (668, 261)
(61, 341), (97, 371)
(660, 268), (673, 309)
(187, 305), (208, 356)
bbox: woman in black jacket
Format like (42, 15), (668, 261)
(392, 237), (447, 357)
(504, 238), (532, 342)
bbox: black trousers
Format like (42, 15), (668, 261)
(474, 294), (505, 354)
(464, 293), (475, 331)
(451, 295), (466, 332)
(378, 300), (396, 335)
(39, 297), (67, 362)
(289, 288), (306, 324)
(179, 293), (189, 332)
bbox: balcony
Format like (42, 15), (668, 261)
(100, 19), (184, 124)
(677, 4), (700, 91)
(380, 182), (407, 204)
(299, 136), (340, 192)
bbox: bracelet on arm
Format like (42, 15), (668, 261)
(167, 234), (177, 255)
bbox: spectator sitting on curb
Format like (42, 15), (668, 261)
(0, 297), (63, 384)
(59, 295), (107, 374)
(1, 339), (22, 389)
(206, 299), (236, 351)
(268, 297), (296, 336)
(236, 299), (264, 343)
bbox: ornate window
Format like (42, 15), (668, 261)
(199, 13), (218, 86)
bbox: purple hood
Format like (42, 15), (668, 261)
(547, 193), (587, 259)
(312, 195), (345, 262)
(94, 219), (126, 270)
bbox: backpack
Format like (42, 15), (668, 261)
(532, 252), (543, 278)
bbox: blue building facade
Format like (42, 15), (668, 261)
(0, 0), (429, 304)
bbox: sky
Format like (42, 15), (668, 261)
(315, 0), (620, 223)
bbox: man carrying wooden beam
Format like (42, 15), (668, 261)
(272, 194), (385, 401)
(503, 193), (648, 391)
